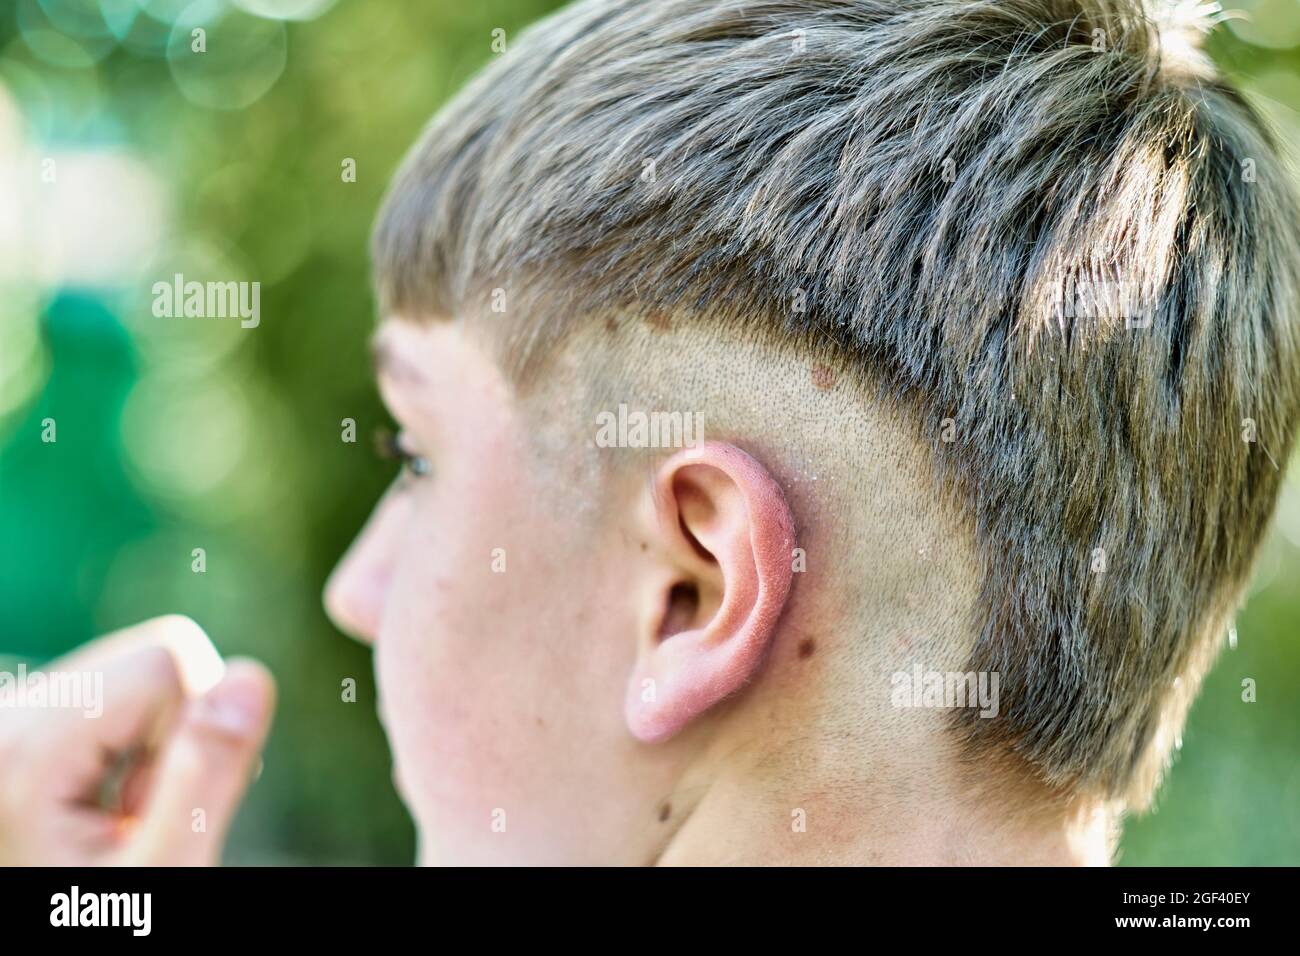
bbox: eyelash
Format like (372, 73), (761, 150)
(374, 427), (433, 480)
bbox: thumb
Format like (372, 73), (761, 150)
(124, 659), (276, 866)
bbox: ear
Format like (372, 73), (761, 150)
(625, 442), (796, 743)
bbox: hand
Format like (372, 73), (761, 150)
(0, 616), (275, 866)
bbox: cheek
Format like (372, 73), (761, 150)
(372, 468), (580, 805)
(375, 480), (511, 769)
(371, 470), (644, 856)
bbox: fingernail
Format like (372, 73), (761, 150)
(195, 674), (266, 737)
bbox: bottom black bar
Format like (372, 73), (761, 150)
(0, 866), (1286, 940)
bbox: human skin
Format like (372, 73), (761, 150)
(325, 317), (1111, 865)
(325, 319), (805, 864)
(0, 616), (274, 866)
(0, 318), (1111, 865)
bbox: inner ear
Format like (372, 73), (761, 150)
(673, 475), (718, 565)
(658, 581), (700, 640)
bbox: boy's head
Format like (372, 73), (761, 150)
(325, 0), (1300, 864)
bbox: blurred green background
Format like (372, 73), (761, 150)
(0, 0), (1297, 865)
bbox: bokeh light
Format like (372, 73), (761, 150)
(1225, 0), (1300, 49)
(232, 0), (340, 22)
(166, 1), (287, 110)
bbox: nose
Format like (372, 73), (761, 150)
(323, 490), (407, 646)
(323, 554), (384, 646)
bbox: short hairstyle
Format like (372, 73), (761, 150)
(372, 0), (1300, 805)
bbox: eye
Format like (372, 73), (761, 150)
(405, 454), (433, 478)
(374, 426), (433, 480)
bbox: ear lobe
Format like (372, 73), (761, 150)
(626, 442), (797, 743)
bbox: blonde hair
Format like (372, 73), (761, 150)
(373, 0), (1300, 806)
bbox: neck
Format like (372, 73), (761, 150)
(654, 720), (1114, 866)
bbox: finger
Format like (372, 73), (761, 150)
(20, 615), (226, 749)
(20, 614), (229, 790)
(125, 659), (275, 866)
(21, 644), (185, 802)
(52, 615), (227, 696)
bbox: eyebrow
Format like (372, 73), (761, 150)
(369, 336), (427, 385)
